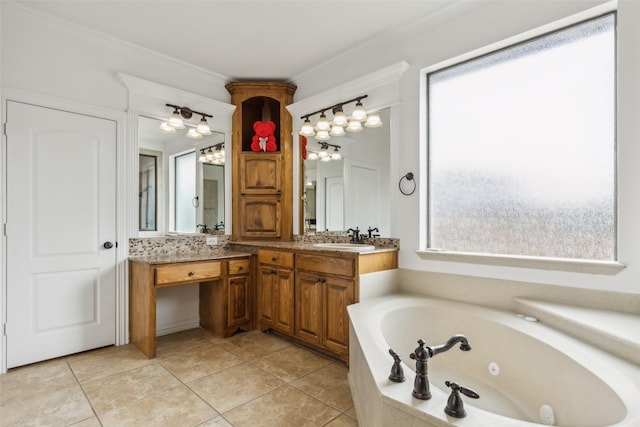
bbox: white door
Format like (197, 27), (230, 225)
(325, 176), (344, 231)
(347, 163), (379, 229)
(6, 101), (117, 368)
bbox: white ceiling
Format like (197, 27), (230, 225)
(16, 0), (456, 81)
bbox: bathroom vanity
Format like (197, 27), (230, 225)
(244, 243), (397, 362)
(128, 250), (253, 358)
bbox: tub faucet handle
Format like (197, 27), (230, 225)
(388, 349), (405, 383)
(444, 380), (480, 418)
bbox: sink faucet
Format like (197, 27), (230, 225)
(410, 335), (471, 400)
(197, 224), (209, 233)
(367, 226), (379, 238)
(347, 227), (361, 243)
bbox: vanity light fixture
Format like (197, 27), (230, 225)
(308, 143), (342, 162)
(162, 103), (213, 138)
(299, 94), (382, 141)
(198, 143), (225, 165)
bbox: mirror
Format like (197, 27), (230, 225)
(302, 108), (391, 236)
(138, 115), (226, 234)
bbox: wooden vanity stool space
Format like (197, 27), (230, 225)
(129, 254), (253, 358)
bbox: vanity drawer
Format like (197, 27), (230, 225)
(228, 258), (251, 275)
(155, 261), (222, 286)
(258, 249), (294, 268)
(296, 253), (355, 277)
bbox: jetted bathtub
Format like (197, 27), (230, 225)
(347, 294), (640, 427)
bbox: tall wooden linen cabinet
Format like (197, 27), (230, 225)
(226, 82), (297, 241)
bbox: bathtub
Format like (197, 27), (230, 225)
(347, 294), (640, 427)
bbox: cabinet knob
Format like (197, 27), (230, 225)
(272, 257), (277, 261)
(238, 266), (244, 271)
(188, 271), (195, 276)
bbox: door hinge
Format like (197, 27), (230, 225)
(3, 123), (6, 136)
(3, 223), (6, 236)
(3, 323), (6, 336)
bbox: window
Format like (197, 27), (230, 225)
(427, 13), (615, 261)
(174, 151), (196, 233)
(139, 154), (157, 231)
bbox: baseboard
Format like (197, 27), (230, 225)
(156, 317), (200, 337)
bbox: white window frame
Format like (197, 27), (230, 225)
(417, 1), (625, 275)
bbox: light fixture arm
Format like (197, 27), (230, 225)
(300, 95), (368, 120)
(165, 103), (213, 120)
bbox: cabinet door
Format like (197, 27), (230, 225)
(241, 153), (282, 194)
(257, 265), (275, 328)
(323, 275), (354, 355)
(273, 268), (295, 335)
(228, 274), (251, 327)
(295, 271), (323, 346)
(239, 196), (281, 238)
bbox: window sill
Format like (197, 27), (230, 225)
(416, 249), (626, 275)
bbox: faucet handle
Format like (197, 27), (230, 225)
(388, 349), (405, 383)
(444, 381), (479, 418)
(410, 338), (430, 360)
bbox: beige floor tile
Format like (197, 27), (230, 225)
(0, 383), (94, 427)
(189, 362), (284, 413)
(67, 344), (153, 383)
(218, 330), (293, 360)
(0, 358), (76, 406)
(250, 345), (333, 382)
(69, 416), (103, 426)
(197, 415), (234, 426)
(156, 327), (226, 359)
(344, 406), (357, 419)
(160, 343), (243, 383)
(223, 385), (340, 427)
(324, 413), (358, 427)
(82, 363), (181, 415)
(99, 385), (217, 427)
(291, 362), (354, 412)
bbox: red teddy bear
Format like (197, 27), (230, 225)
(251, 120), (277, 152)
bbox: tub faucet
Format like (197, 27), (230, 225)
(410, 335), (471, 400)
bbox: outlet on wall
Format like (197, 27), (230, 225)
(206, 236), (218, 246)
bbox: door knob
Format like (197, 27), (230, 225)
(103, 241), (114, 249)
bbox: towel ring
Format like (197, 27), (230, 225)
(399, 172), (416, 196)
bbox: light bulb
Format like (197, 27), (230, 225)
(168, 109), (185, 129)
(318, 148), (329, 158)
(186, 128), (202, 139)
(198, 150), (207, 162)
(346, 119), (363, 132)
(160, 122), (176, 133)
(205, 148), (215, 161)
(307, 152), (318, 160)
(300, 119), (316, 137)
(197, 117), (212, 135)
(316, 112), (331, 131)
(329, 125), (345, 137)
(332, 109), (348, 127)
(351, 101), (367, 122)
(331, 148), (341, 160)
(315, 129), (331, 141)
(365, 112), (383, 128)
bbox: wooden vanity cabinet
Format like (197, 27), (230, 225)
(295, 253), (356, 361)
(256, 249), (295, 335)
(226, 82), (296, 241)
(199, 257), (254, 338)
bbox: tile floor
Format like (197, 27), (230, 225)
(0, 328), (358, 427)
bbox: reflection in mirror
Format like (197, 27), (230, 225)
(139, 152), (159, 231)
(138, 115), (226, 234)
(303, 108), (391, 236)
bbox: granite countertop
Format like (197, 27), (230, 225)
(128, 249), (252, 265)
(229, 241), (398, 254)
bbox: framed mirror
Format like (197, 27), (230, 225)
(302, 107), (392, 236)
(138, 115), (226, 235)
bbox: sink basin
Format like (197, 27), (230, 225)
(313, 243), (376, 252)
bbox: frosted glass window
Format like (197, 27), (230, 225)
(174, 151), (196, 233)
(427, 14), (615, 260)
